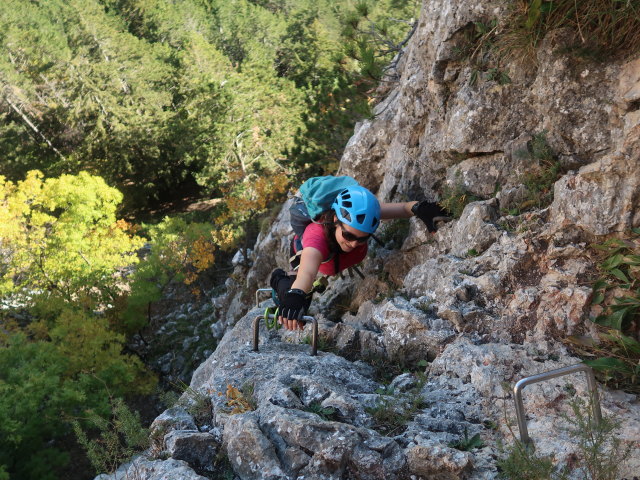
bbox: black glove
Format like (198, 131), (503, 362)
(270, 268), (311, 319)
(270, 268), (292, 296)
(271, 268), (298, 302)
(412, 200), (451, 233)
(279, 288), (308, 321)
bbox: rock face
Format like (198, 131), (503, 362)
(102, 0), (640, 478)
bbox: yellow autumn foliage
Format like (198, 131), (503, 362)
(0, 170), (144, 303)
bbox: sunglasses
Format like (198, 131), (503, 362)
(338, 223), (370, 244)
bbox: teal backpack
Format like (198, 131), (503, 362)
(290, 175), (359, 237)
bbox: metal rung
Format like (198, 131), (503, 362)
(255, 288), (272, 307)
(252, 314), (319, 356)
(513, 363), (602, 445)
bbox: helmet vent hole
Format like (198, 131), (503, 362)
(356, 214), (366, 224)
(373, 217), (379, 229)
(343, 201), (352, 208)
(340, 208), (352, 222)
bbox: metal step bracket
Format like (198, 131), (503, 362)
(252, 313), (318, 356)
(513, 363), (602, 446)
(255, 288), (272, 307)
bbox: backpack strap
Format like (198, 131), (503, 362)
(289, 236), (335, 272)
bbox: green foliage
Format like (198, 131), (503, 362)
(0, 0), (422, 209)
(302, 333), (335, 352)
(365, 396), (406, 436)
(561, 398), (634, 480)
(364, 354), (429, 385)
(498, 440), (561, 480)
(483, 419), (499, 430)
(0, 171), (155, 479)
(0, 334), (78, 480)
(567, 230), (640, 392)
(590, 233), (640, 332)
(212, 453), (236, 480)
(73, 397), (149, 475)
(364, 366), (427, 435)
(440, 181), (481, 219)
(339, 0), (419, 82)
(0, 0), (180, 203)
(581, 331), (640, 392)
(0, 329), (151, 479)
(415, 300), (434, 314)
(365, 384), (426, 436)
(28, 300), (156, 397)
(0, 321), (154, 478)
(485, 67), (512, 85)
(185, 384), (214, 423)
(304, 402), (338, 421)
(0, 0), (373, 205)
(448, 428), (485, 451)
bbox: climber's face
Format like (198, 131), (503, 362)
(334, 217), (370, 252)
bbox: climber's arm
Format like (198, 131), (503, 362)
(380, 201), (417, 219)
(290, 247), (323, 294)
(381, 200), (451, 232)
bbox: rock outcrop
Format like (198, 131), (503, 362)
(100, 0), (640, 478)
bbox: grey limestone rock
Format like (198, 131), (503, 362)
(450, 201), (501, 258)
(95, 457), (208, 480)
(223, 412), (286, 480)
(164, 430), (219, 471)
(150, 407), (197, 437)
(406, 443), (474, 480)
(370, 297), (456, 363)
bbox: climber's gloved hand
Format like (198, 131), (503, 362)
(411, 200), (452, 233)
(270, 268), (290, 292)
(279, 288), (307, 330)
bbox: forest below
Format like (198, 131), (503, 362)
(0, 0), (419, 478)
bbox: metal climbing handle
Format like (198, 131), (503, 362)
(513, 363), (602, 446)
(255, 288), (272, 307)
(252, 314), (319, 356)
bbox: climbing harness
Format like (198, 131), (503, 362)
(339, 265), (365, 280)
(312, 276), (328, 293)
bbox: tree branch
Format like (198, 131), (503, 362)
(2, 91), (67, 162)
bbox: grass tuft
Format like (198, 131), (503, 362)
(497, 0), (640, 64)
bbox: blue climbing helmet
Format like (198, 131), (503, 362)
(332, 185), (381, 234)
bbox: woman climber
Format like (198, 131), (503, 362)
(270, 183), (449, 330)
